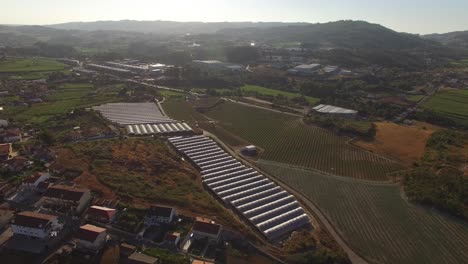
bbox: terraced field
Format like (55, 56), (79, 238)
(165, 100), (403, 180)
(257, 160), (468, 264)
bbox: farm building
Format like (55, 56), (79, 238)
(126, 122), (192, 136)
(312, 104), (358, 119)
(288, 64), (321, 76)
(93, 102), (174, 126)
(169, 136), (310, 240)
(241, 145), (257, 156)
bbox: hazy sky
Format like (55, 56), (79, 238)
(2, 0), (467, 34)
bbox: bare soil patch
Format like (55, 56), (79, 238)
(354, 122), (439, 166)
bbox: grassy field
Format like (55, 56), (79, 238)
(406, 94), (424, 102)
(0, 57), (69, 80)
(241, 85), (320, 105)
(257, 160), (468, 264)
(449, 59), (468, 67)
(423, 89), (468, 126)
(164, 100), (402, 180)
(7, 83), (121, 123)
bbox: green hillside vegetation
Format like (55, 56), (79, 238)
(422, 89), (468, 127)
(6, 83), (121, 123)
(241, 85), (320, 105)
(405, 130), (468, 219)
(257, 160), (468, 264)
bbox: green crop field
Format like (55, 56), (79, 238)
(423, 89), (468, 126)
(0, 57), (69, 80)
(164, 100), (403, 180)
(7, 83), (121, 123)
(241, 85), (320, 105)
(257, 160), (468, 264)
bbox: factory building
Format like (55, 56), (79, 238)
(86, 64), (132, 76)
(105, 62), (148, 74)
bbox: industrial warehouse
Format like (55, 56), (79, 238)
(168, 135), (310, 240)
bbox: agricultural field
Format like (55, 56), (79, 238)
(406, 94), (424, 102)
(164, 100), (403, 180)
(257, 160), (468, 264)
(423, 89), (468, 127)
(0, 57), (69, 80)
(241, 85), (320, 105)
(7, 83), (122, 123)
(354, 122), (439, 166)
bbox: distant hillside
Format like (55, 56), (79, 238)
(425, 31), (468, 49)
(217, 21), (433, 50)
(212, 21), (459, 69)
(49, 20), (305, 35)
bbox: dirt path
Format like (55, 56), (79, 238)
(204, 131), (369, 264)
(222, 98), (303, 118)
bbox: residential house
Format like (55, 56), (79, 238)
(144, 205), (176, 226)
(4, 156), (31, 172)
(120, 243), (137, 257)
(22, 172), (50, 191)
(75, 224), (107, 252)
(0, 181), (16, 200)
(86, 206), (117, 223)
(126, 252), (159, 264)
(43, 185), (92, 214)
(3, 128), (22, 142)
(11, 211), (63, 240)
(0, 119), (8, 128)
(192, 218), (222, 241)
(0, 143), (12, 161)
(163, 232), (181, 246)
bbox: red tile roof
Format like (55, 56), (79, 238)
(13, 211), (57, 229)
(0, 144), (11, 155)
(23, 172), (45, 184)
(164, 232), (180, 242)
(75, 224), (106, 242)
(44, 185), (89, 202)
(86, 206), (116, 221)
(193, 220), (221, 236)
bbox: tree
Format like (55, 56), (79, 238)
(225, 46), (260, 64)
